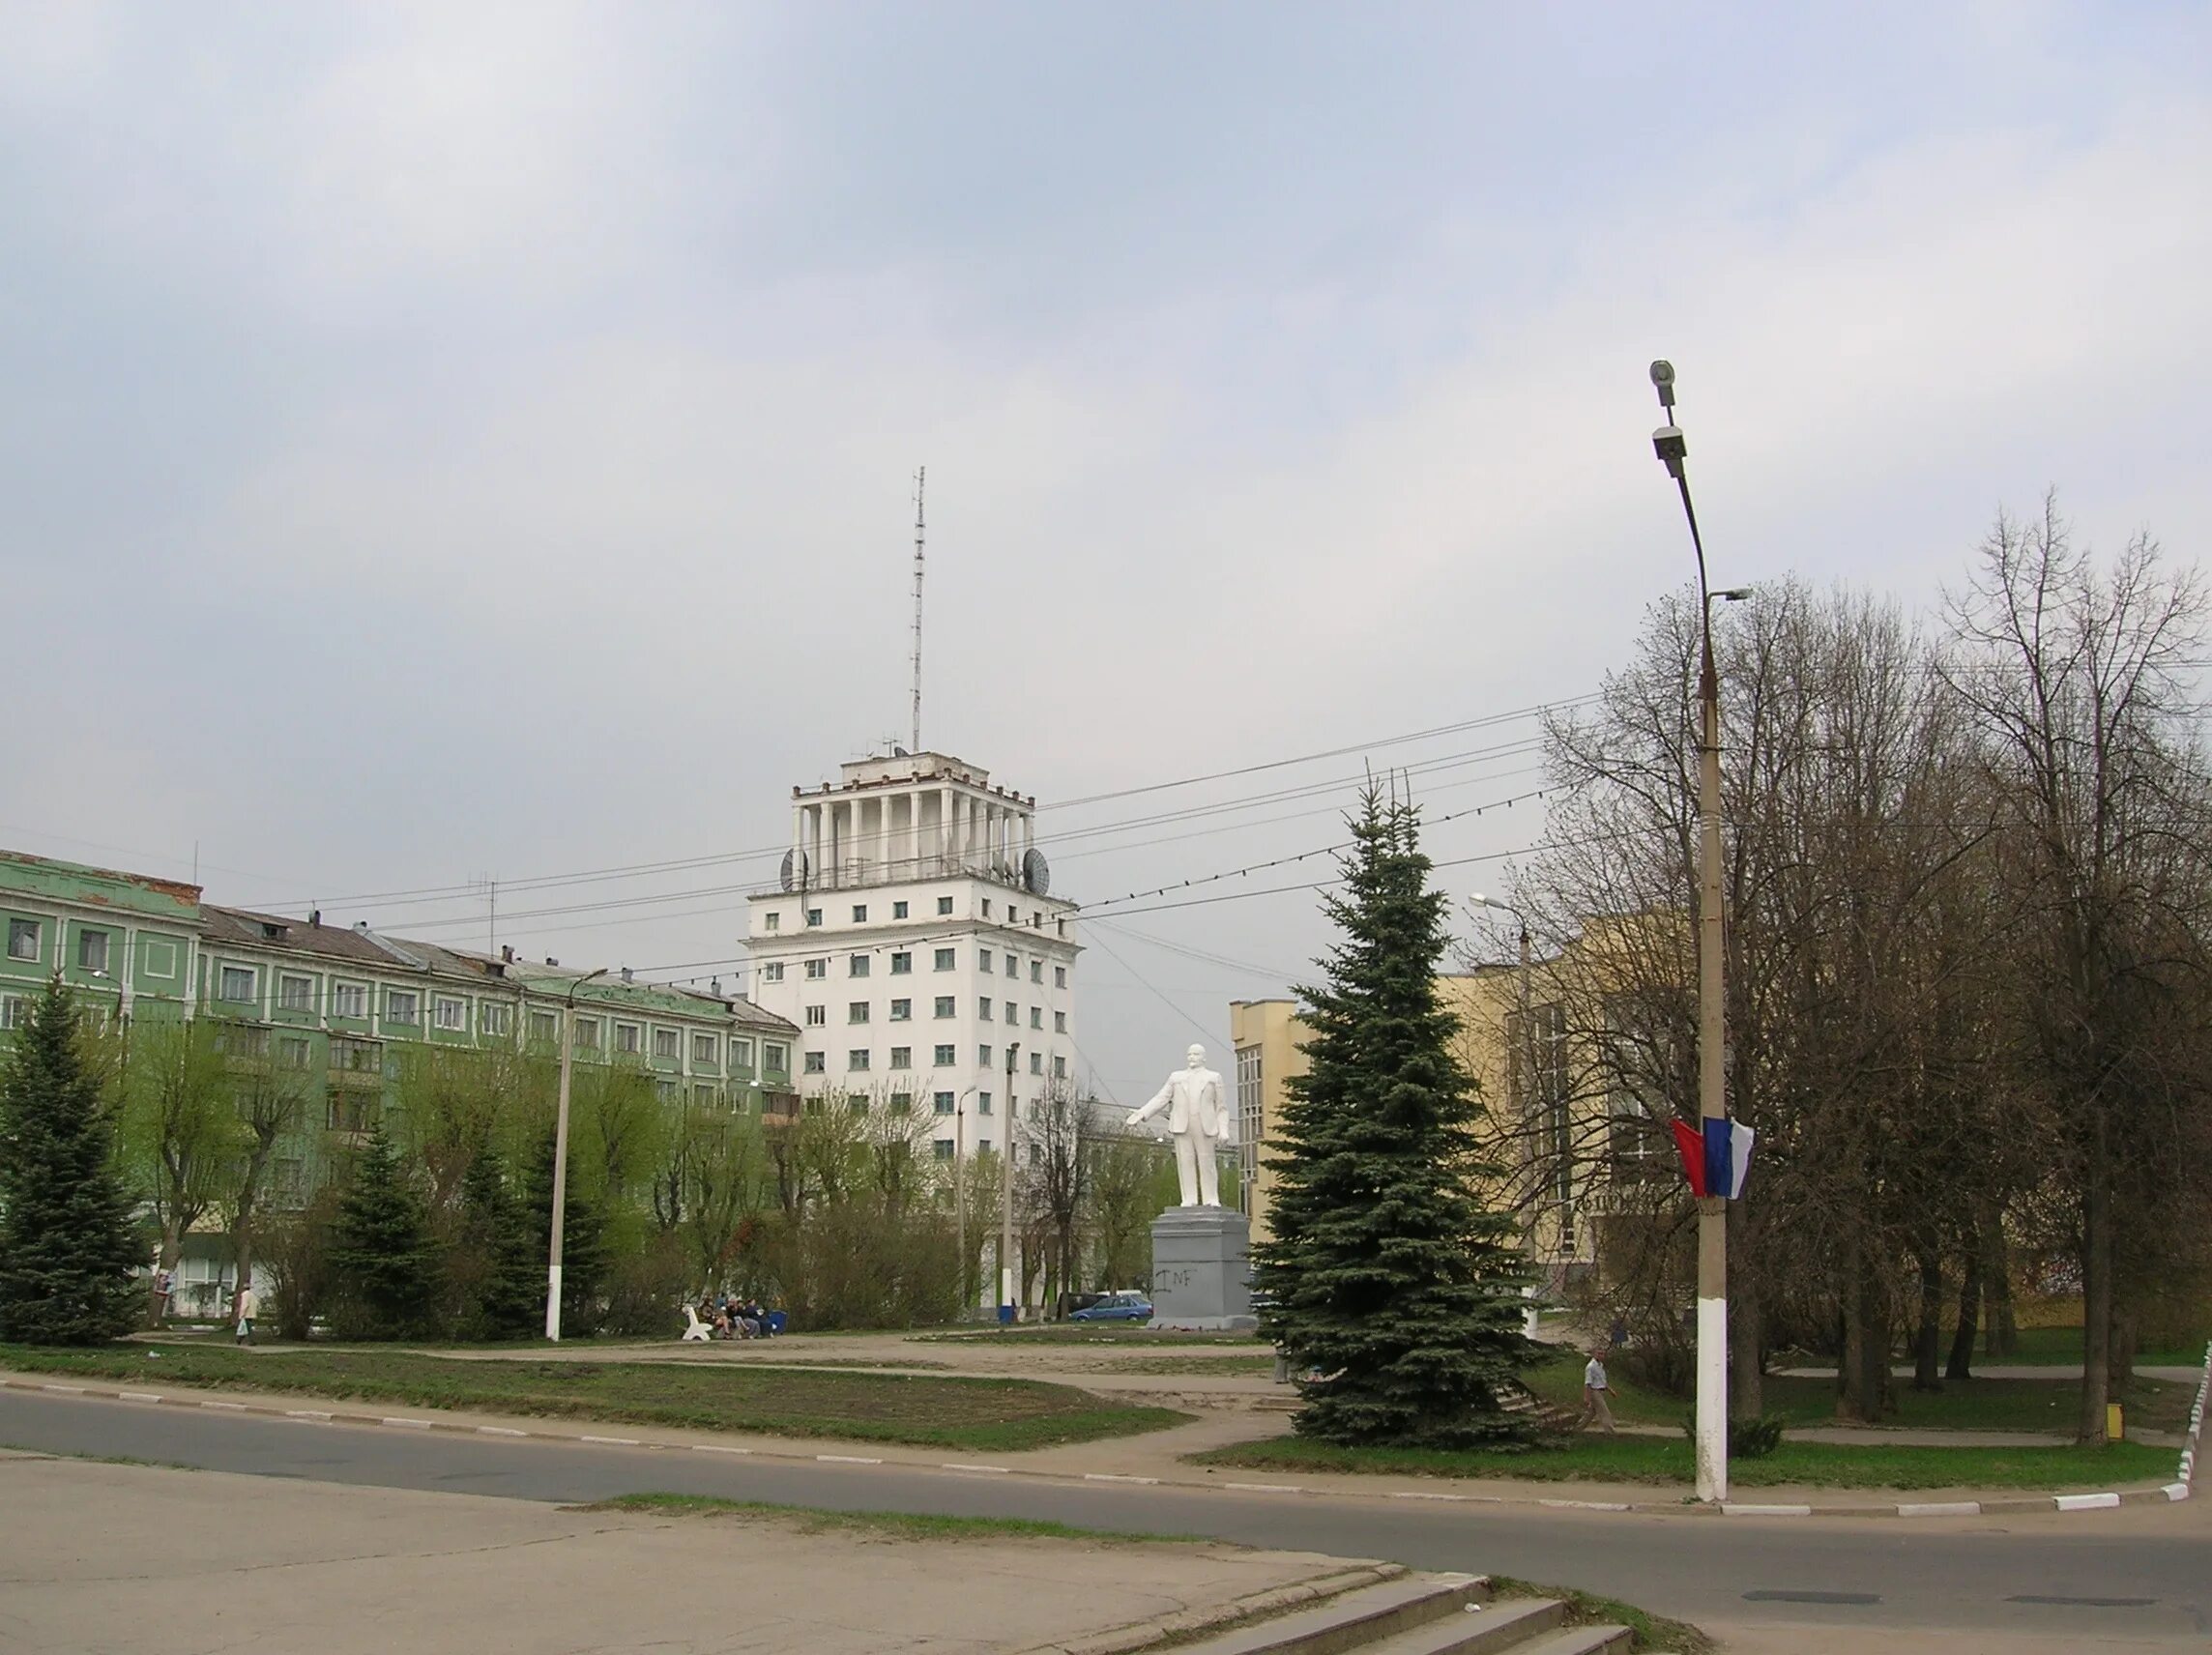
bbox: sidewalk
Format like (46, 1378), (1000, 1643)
(3, 1367), (2189, 1521)
(0, 1447), (1393, 1655)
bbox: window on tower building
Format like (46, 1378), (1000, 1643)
(977, 949), (992, 972)
(852, 905), (867, 923)
(848, 1002), (869, 1023)
(933, 1043), (955, 1065)
(889, 1046), (911, 1069)
(889, 951), (912, 973)
(1030, 1006), (1041, 1029)
(937, 896), (953, 915)
(804, 1005), (827, 1027)
(892, 900), (909, 918)
(977, 999), (992, 1021)
(849, 954), (869, 977)
(889, 998), (911, 1020)
(1054, 967), (1067, 989)
(1030, 960), (1042, 983)
(1053, 1056), (1066, 1079)
(934, 996), (954, 1018)
(804, 958), (827, 980)
(981, 900), (993, 917)
(1030, 1051), (1042, 1075)
(764, 913), (781, 932)
(762, 962), (784, 982)
(934, 1091), (954, 1116)
(805, 908), (823, 927)
(978, 1045), (993, 1067)
(934, 947), (955, 971)
(803, 1051), (825, 1073)
(1055, 1011), (1066, 1032)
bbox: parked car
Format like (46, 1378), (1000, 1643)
(1070, 1290), (1153, 1322)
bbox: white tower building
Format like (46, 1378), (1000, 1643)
(744, 751), (1080, 1162)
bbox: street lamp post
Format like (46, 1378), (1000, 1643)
(546, 966), (608, 1342)
(952, 1082), (982, 1315)
(999, 1042), (1020, 1325)
(1649, 360), (1750, 1503)
(1470, 894), (1540, 1337)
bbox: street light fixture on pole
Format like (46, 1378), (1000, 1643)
(1649, 360), (1749, 1503)
(546, 966), (608, 1342)
(1470, 893), (1541, 1336)
(999, 1042), (1020, 1326)
(952, 1082), (982, 1315)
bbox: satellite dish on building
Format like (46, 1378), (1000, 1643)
(1022, 848), (1051, 897)
(779, 848), (811, 892)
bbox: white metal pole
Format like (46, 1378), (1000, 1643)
(1694, 648), (1730, 1503)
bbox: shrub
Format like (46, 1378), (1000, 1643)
(1680, 1409), (1787, 1460)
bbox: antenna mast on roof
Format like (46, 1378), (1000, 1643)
(910, 466), (925, 754)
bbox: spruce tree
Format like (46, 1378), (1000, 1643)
(457, 1148), (540, 1340)
(0, 975), (141, 1344)
(328, 1123), (440, 1339)
(1252, 788), (1536, 1447)
(524, 1126), (605, 1335)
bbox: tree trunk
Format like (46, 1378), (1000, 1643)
(1984, 1220), (2018, 1357)
(2078, 1116), (2113, 1444)
(1946, 1239), (1981, 1381)
(2109, 1302), (2137, 1391)
(1912, 1246), (1943, 1391)
(147, 1218), (186, 1329)
(1728, 1197), (1763, 1418)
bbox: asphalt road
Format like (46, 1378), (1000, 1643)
(3, 1391), (2205, 1645)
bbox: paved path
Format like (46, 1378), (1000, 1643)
(0, 1445), (1371, 1654)
(3, 1389), (2206, 1648)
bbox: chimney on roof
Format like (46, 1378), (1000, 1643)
(502, 945), (514, 964)
(309, 910), (321, 927)
(621, 967), (633, 984)
(711, 976), (722, 997)
(545, 957), (558, 967)
(355, 921), (370, 933)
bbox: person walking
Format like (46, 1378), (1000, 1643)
(233, 1283), (258, 1347)
(1581, 1347), (1616, 1434)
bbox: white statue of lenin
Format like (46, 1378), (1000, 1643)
(1129, 1043), (1227, 1207)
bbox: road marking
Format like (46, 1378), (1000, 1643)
(1084, 1472), (1158, 1484)
(1723, 1503), (1813, 1517)
(2008, 1595), (2155, 1608)
(1744, 1590), (1878, 1606)
(1897, 1501), (1980, 1517)
(380, 1417), (433, 1430)
(200, 1401), (247, 1410)
(582, 1436), (642, 1446)
(2053, 1492), (2120, 1511)
(477, 1426), (527, 1437)
(40, 1383), (87, 1394)
(1222, 1482), (1303, 1494)
(941, 1463), (1010, 1474)
(693, 1444), (751, 1455)
(118, 1391), (163, 1404)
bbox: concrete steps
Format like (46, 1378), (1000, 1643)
(1168, 1576), (1634, 1655)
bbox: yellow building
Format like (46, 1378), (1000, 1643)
(1228, 998), (1312, 1245)
(1235, 915), (1680, 1283)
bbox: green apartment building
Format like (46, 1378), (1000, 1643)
(2, 848), (799, 1313)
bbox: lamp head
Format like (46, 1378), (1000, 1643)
(1649, 359), (1676, 411)
(1651, 423), (1687, 479)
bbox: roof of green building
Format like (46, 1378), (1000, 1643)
(0, 850), (201, 922)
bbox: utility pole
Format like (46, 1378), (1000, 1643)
(546, 967), (607, 1341)
(1471, 893), (1541, 1335)
(999, 1041), (1020, 1325)
(1649, 361), (1749, 1503)
(953, 1081), (979, 1316)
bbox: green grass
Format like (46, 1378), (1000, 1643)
(1092, 1353), (1279, 1377)
(1190, 1433), (2174, 1491)
(0, 1344), (1187, 1453)
(581, 1492), (1208, 1545)
(1523, 1353), (2195, 1433)
(1997, 1326), (2210, 1369)
(1489, 1577), (1712, 1654)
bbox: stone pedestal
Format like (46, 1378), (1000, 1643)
(1148, 1205), (1255, 1330)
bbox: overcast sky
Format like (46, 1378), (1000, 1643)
(3, 3), (2206, 1104)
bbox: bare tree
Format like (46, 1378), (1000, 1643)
(1943, 499), (2212, 1441)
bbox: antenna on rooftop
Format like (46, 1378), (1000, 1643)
(910, 466), (925, 755)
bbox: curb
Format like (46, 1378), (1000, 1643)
(0, 1371), (2196, 1523)
(1012, 1562), (1413, 1655)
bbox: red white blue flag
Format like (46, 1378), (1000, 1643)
(1670, 1117), (1755, 1200)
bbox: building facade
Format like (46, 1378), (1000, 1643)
(1227, 998), (1311, 1245)
(745, 751), (1081, 1162)
(2, 847), (800, 1307)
